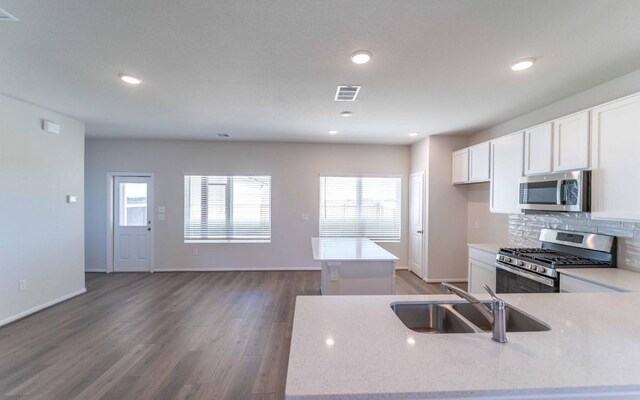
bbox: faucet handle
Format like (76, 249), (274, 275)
(482, 284), (503, 303)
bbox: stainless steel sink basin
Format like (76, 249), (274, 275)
(390, 303), (478, 333)
(452, 302), (551, 332)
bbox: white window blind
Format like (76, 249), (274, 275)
(184, 175), (271, 242)
(319, 176), (401, 241)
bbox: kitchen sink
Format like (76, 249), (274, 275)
(452, 302), (551, 332)
(390, 303), (478, 333)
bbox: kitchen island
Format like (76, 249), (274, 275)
(311, 237), (398, 295)
(286, 291), (640, 399)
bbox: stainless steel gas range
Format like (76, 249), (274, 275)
(496, 229), (617, 293)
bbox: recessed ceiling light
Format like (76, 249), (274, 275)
(119, 73), (142, 85)
(509, 58), (536, 71)
(328, 130), (338, 135)
(350, 50), (372, 65)
(341, 111), (353, 117)
(408, 132), (419, 137)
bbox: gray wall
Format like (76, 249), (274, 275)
(0, 94), (85, 325)
(467, 68), (640, 248)
(85, 139), (410, 271)
(410, 135), (469, 281)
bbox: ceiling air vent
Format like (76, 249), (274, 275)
(217, 133), (230, 138)
(0, 8), (18, 21)
(334, 85), (361, 102)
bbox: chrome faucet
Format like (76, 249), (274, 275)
(441, 283), (507, 343)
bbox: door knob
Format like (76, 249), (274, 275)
(417, 230), (423, 234)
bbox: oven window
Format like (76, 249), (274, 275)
(520, 181), (557, 205)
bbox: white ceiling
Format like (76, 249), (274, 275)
(1, 0), (640, 144)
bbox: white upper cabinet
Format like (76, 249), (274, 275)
(553, 111), (590, 172)
(452, 148), (469, 184)
(524, 122), (553, 175)
(469, 142), (491, 182)
(490, 132), (524, 214)
(590, 93), (640, 221)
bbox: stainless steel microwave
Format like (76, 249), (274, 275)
(518, 171), (590, 212)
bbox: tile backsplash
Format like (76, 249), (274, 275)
(508, 212), (640, 272)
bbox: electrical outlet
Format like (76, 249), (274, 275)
(301, 213), (309, 221)
(330, 268), (339, 282)
(18, 280), (27, 291)
(192, 248), (199, 256)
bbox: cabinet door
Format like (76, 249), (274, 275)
(452, 148), (469, 184)
(591, 94), (640, 221)
(490, 132), (524, 214)
(469, 142), (490, 182)
(468, 259), (496, 294)
(524, 122), (553, 175)
(553, 111), (590, 172)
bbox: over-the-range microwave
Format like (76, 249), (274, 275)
(519, 171), (590, 212)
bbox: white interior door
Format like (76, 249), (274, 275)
(409, 172), (424, 278)
(114, 176), (153, 272)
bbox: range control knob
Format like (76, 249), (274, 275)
(504, 257), (512, 263)
(537, 266), (546, 273)
(529, 264), (536, 271)
(516, 260), (524, 267)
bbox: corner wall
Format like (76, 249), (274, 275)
(410, 135), (469, 282)
(0, 94), (85, 326)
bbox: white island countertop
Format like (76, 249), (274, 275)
(286, 292), (640, 399)
(311, 237), (399, 261)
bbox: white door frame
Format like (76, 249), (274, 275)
(106, 172), (155, 273)
(409, 171), (425, 278)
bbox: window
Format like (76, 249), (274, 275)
(319, 176), (401, 241)
(184, 175), (271, 242)
(118, 182), (148, 226)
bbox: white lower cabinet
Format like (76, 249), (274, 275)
(468, 247), (497, 294)
(559, 274), (620, 293)
(469, 259), (496, 294)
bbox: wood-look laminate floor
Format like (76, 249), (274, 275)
(0, 270), (462, 400)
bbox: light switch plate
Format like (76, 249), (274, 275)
(67, 195), (77, 203)
(158, 206), (166, 213)
(158, 214), (165, 221)
(301, 213), (309, 221)
(18, 279), (27, 291)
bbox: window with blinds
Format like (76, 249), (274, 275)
(319, 176), (401, 241)
(184, 175), (271, 242)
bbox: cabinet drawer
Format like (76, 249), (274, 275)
(559, 274), (620, 293)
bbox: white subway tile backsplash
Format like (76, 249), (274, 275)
(508, 212), (640, 272)
(588, 219), (622, 229)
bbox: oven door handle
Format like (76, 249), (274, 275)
(495, 262), (556, 287)
(557, 180), (564, 205)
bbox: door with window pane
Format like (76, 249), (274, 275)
(114, 176), (153, 271)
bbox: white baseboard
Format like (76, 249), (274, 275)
(423, 278), (468, 283)
(395, 265), (409, 270)
(0, 288), (87, 328)
(153, 267), (322, 272)
(85, 269), (106, 273)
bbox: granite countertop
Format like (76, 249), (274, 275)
(558, 268), (640, 292)
(286, 292), (640, 399)
(311, 237), (398, 261)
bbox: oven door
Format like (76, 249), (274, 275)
(495, 262), (558, 293)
